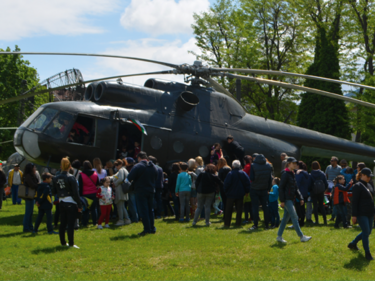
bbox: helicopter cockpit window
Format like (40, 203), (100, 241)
(67, 115), (95, 146)
(27, 108), (58, 132)
(44, 112), (74, 139)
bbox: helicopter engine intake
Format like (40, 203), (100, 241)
(84, 82), (99, 101)
(177, 91), (199, 111)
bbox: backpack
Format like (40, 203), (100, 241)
(311, 174), (326, 194)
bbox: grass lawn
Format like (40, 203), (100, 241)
(1, 202), (375, 280)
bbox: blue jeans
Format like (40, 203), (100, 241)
(11, 185), (21, 204)
(154, 189), (163, 217)
(135, 193), (156, 233)
(82, 193), (99, 226)
(352, 216), (373, 253)
(269, 200), (280, 227)
(128, 192), (139, 222)
(335, 204), (348, 227)
(23, 199), (35, 232)
(278, 200), (303, 237)
(250, 189), (270, 227)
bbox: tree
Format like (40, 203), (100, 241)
(0, 46), (48, 160)
(191, 0), (312, 123)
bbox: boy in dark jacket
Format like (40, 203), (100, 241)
(34, 173), (58, 234)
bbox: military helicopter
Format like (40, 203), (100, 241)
(2, 51), (375, 174)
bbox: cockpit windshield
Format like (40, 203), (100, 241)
(27, 108), (58, 132)
(44, 112), (75, 139)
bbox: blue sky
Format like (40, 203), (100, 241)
(0, 0), (216, 86)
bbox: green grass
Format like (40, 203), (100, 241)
(1, 202), (375, 280)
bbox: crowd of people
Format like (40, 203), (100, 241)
(1, 135), (375, 260)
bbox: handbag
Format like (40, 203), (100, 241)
(18, 184), (36, 200)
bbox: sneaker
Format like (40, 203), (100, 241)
(97, 225), (103, 230)
(48, 231), (59, 234)
(69, 245), (80, 249)
(138, 231), (148, 237)
(348, 243), (359, 251)
(288, 225), (294, 229)
(192, 221), (196, 226)
(104, 224), (110, 228)
(124, 219), (132, 225)
(300, 235), (312, 242)
(276, 236), (287, 243)
(366, 252), (374, 261)
(248, 225), (258, 231)
(344, 225), (352, 229)
(218, 210), (223, 216)
(179, 219), (184, 223)
(206, 222), (211, 227)
(115, 220), (124, 226)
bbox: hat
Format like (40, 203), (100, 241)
(126, 157), (135, 164)
(286, 157), (298, 163)
(13, 164), (20, 167)
(361, 168), (374, 177)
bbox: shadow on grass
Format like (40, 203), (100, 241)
(0, 214), (27, 226)
(0, 231), (25, 238)
(344, 253), (370, 270)
(270, 242), (287, 248)
(110, 234), (140, 241)
(31, 246), (70, 255)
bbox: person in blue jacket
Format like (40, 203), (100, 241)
(269, 177), (280, 228)
(34, 173), (58, 234)
(175, 162), (192, 223)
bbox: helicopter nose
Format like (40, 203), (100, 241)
(14, 128), (41, 159)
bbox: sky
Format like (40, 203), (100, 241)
(0, 0), (215, 87)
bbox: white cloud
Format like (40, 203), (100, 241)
(0, 0), (119, 41)
(83, 37), (201, 86)
(120, 0), (210, 35)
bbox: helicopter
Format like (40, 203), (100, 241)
(2, 51), (375, 174)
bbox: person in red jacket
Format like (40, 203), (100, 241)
(333, 175), (353, 229)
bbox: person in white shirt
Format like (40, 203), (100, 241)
(8, 164), (23, 205)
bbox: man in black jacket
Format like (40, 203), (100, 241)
(52, 158), (82, 248)
(249, 154), (273, 230)
(227, 135), (245, 167)
(127, 151), (158, 236)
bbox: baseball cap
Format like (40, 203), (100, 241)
(361, 168), (374, 177)
(286, 157), (298, 163)
(126, 157), (135, 164)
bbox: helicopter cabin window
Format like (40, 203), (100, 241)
(117, 121), (143, 159)
(27, 108), (58, 132)
(67, 115), (96, 146)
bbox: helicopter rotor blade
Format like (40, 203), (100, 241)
(206, 77), (233, 97)
(214, 68), (375, 92)
(0, 52), (179, 69)
(222, 73), (375, 109)
(0, 70), (174, 105)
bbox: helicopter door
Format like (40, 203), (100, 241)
(116, 119), (144, 159)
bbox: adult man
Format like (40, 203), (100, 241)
(8, 164), (23, 205)
(148, 155), (164, 219)
(340, 159), (348, 169)
(127, 151), (158, 236)
(280, 153), (288, 172)
(227, 135), (245, 167)
(325, 156), (342, 189)
(249, 154), (273, 230)
(52, 158), (82, 248)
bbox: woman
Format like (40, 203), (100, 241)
(23, 163), (39, 232)
(104, 161), (114, 176)
(308, 161), (328, 225)
(188, 159), (198, 218)
(277, 157), (312, 243)
(71, 159), (81, 180)
(295, 161), (309, 227)
(218, 158), (231, 219)
(210, 143), (223, 165)
(175, 162), (192, 222)
(79, 160), (100, 227)
(112, 159), (131, 226)
(193, 164), (223, 226)
(169, 162), (181, 220)
(348, 168), (375, 260)
(242, 155), (253, 223)
(93, 158), (107, 180)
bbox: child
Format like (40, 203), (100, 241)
(161, 173), (175, 218)
(34, 173), (58, 234)
(175, 162), (192, 222)
(333, 175), (353, 229)
(96, 176), (115, 229)
(269, 177), (280, 228)
(134, 141), (141, 159)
